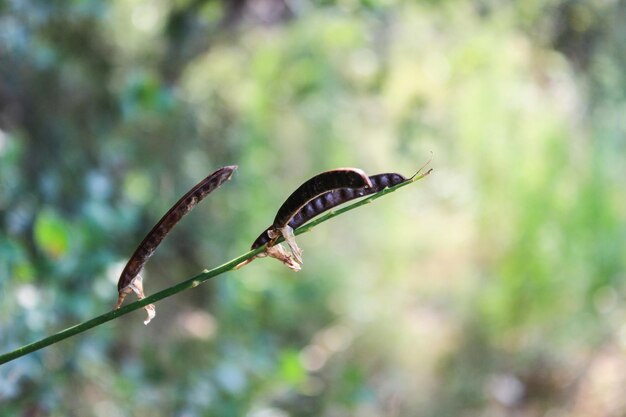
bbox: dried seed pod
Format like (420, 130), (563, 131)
(115, 165), (237, 323)
(272, 168), (373, 229)
(288, 173), (407, 230)
(236, 168), (372, 269)
(239, 170), (416, 270)
(268, 168), (373, 265)
(240, 157), (433, 270)
(249, 172), (407, 251)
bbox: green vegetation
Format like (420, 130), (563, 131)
(1, 0), (625, 416)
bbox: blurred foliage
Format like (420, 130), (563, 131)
(1, 0), (626, 416)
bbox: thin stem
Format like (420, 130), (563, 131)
(0, 168), (432, 366)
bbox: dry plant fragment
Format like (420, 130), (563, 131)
(115, 275), (156, 324)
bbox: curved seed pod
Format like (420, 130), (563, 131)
(265, 168), (373, 265)
(249, 168), (373, 249)
(115, 165), (237, 322)
(249, 173), (406, 250)
(288, 173), (406, 230)
(235, 168), (372, 270)
(272, 168), (373, 230)
(240, 160), (433, 271)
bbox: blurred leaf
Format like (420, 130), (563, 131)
(279, 349), (306, 385)
(33, 209), (71, 259)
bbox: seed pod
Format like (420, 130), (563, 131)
(272, 168), (372, 229)
(250, 172), (406, 250)
(236, 168), (372, 270)
(288, 173), (407, 230)
(116, 165), (237, 323)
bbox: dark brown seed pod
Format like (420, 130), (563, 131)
(115, 165), (237, 321)
(236, 168), (372, 270)
(288, 173), (406, 230)
(250, 172), (406, 250)
(272, 168), (373, 230)
(241, 158), (433, 271)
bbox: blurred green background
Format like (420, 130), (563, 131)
(1, 0), (626, 416)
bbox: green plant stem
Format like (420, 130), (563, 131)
(0, 169), (432, 366)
